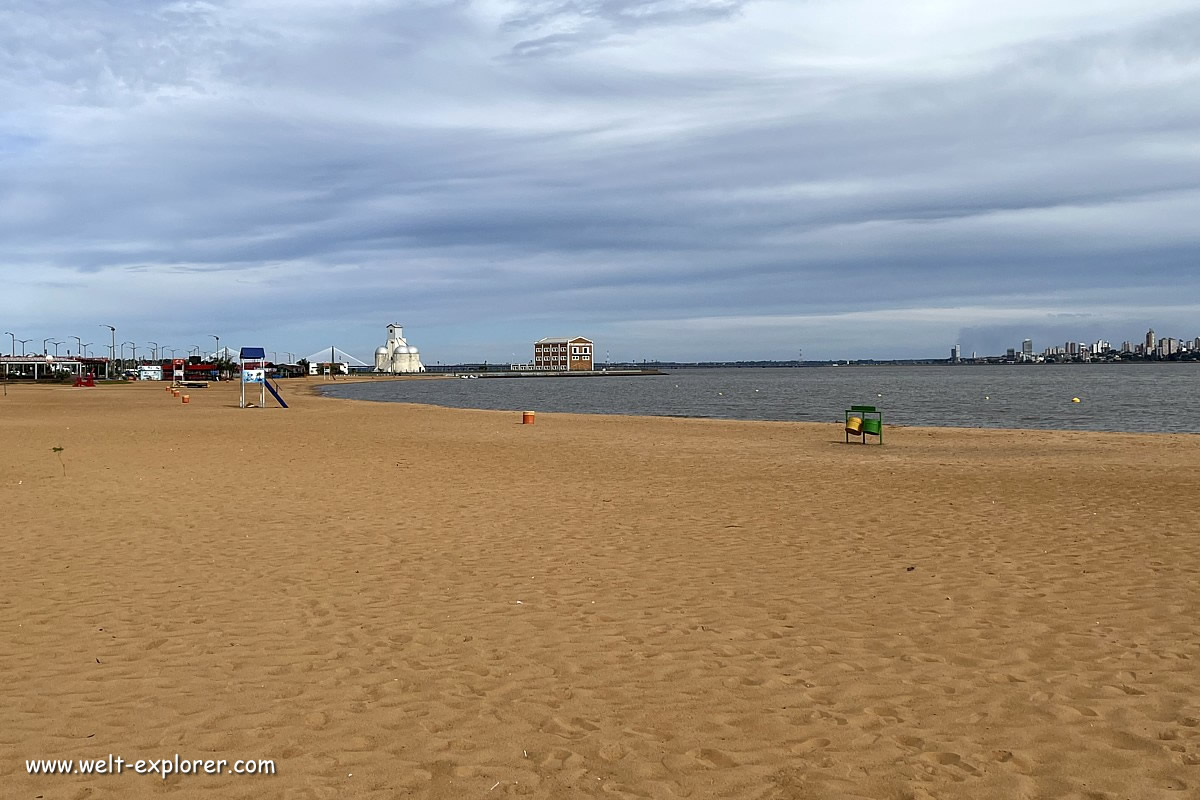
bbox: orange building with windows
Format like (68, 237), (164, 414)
(533, 337), (593, 371)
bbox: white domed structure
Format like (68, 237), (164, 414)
(374, 324), (426, 374)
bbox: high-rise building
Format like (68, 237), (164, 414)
(951, 344), (961, 362)
(1021, 338), (1033, 358)
(1121, 341), (1132, 354)
(1146, 329), (1156, 350)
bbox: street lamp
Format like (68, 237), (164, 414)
(148, 341), (159, 361)
(210, 334), (221, 380)
(165, 347), (177, 359)
(81, 342), (93, 358)
(4, 332), (14, 355)
(18, 338), (32, 356)
(286, 352), (294, 364)
(43, 337), (53, 354)
(101, 325), (116, 379)
(190, 345), (200, 357)
(51, 340), (63, 357)
(72, 336), (83, 356)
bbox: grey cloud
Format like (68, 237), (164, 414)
(2, 2), (1199, 361)
(504, 0), (748, 56)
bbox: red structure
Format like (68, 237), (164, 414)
(156, 360), (220, 381)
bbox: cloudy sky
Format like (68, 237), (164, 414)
(2, 0), (1198, 363)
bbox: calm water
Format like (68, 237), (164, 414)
(320, 365), (1200, 433)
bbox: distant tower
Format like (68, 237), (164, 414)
(373, 324), (426, 374)
(951, 344), (961, 363)
(1146, 329), (1156, 350)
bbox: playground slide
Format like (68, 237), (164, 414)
(265, 380), (289, 408)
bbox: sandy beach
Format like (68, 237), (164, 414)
(2, 378), (1198, 800)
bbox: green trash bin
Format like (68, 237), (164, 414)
(845, 405), (883, 444)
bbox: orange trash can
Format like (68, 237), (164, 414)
(522, 411), (535, 425)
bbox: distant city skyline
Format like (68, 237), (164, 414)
(955, 328), (1200, 363)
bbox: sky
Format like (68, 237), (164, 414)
(2, 0), (1198, 363)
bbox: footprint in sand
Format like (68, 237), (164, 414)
(540, 716), (600, 740)
(598, 741), (627, 762)
(866, 704), (905, 723)
(540, 747), (586, 770)
(919, 751), (981, 778)
(689, 747), (740, 769)
(790, 737), (831, 754)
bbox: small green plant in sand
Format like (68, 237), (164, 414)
(52, 446), (66, 477)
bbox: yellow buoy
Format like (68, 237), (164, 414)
(1072, 397), (1081, 403)
(845, 416), (863, 435)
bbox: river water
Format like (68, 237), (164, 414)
(319, 365), (1200, 433)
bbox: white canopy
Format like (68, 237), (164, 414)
(304, 346), (369, 366)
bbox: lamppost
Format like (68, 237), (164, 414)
(81, 342), (93, 358)
(72, 335), (82, 356)
(190, 345), (200, 357)
(286, 352), (294, 364)
(127, 343), (138, 366)
(5, 332), (14, 355)
(165, 347), (177, 359)
(210, 334), (220, 381)
(148, 341), (159, 361)
(51, 340), (63, 357)
(121, 341), (132, 364)
(271, 351), (278, 364)
(101, 325), (116, 379)
(43, 337), (53, 355)
(18, 338), (32, 356)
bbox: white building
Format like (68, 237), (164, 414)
(373, 324), (426, 374)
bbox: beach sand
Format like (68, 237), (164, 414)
(1, 379), (1198, 799)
